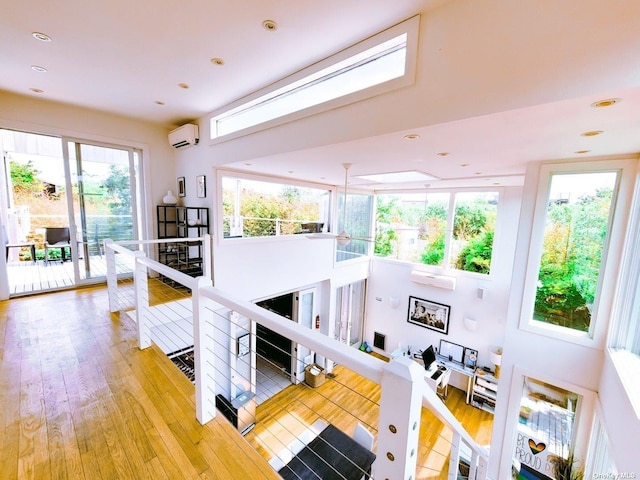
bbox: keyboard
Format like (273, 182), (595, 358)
(431, 369), (443, 380)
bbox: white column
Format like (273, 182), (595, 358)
(134, 251), (151, 348)
(194, 277), (215, 424)
(104, 239), (118, 312)
(376, 356), (424, 480)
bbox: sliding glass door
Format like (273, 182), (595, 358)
(1, 129), (143, 297)
(66, 140), (139, 281)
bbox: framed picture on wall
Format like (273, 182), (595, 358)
(407, 296), (450, 335)
(196, 175), (206, 198)
(177, 177), (186, 197)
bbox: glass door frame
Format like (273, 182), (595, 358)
(61, 137), (142, 285)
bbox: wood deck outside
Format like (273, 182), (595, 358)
(5, 255), (132, 297)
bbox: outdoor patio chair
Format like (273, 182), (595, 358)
(3, 225), (36, 263)
(44, 227), (72, 263)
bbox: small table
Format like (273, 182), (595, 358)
(6, 241), (36, 264)
(278, 424), (376, 480)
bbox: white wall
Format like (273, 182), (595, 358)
(494, 158), (640, 479)
(176, 0), (640, 168)
(0, 91), (175, 232)
(363, 186), (522, 392)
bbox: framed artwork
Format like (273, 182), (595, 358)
(237, 333), (250, 357)
(407, 296), (450, 335)
(177, 177), (186, 197)
(463, 347), (478, 369)
(196, 175), (206, 198)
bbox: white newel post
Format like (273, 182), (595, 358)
(377, 356), (424, 480)
(134, 252), (151, 348)
(104, 239), (118, 312)
(194, 277), (215, 424)
(449, 432), (462, 480)
(202, 234), (212, 280)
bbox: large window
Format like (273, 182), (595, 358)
(374, 191), (498, 274)
(336, 191), (374, 262)
(533, 171), (617, 333)
(209, 16), (419, 141)
(221, 174), (331, 239)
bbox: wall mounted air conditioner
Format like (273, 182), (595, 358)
(410, 270), (456, 291)
(169, 124), (199, 148)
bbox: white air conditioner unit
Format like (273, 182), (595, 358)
(169, 124), (199, 148)
(410, 270), (456, 291)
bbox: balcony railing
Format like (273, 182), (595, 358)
(104, 237), (490, 479)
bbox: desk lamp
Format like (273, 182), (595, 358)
(490, 346), (503, 379)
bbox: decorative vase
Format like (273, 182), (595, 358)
(163, 190), (177, 205)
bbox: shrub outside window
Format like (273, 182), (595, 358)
(221, 175), (331, 238)
(374, 191), (498, 274)
(533, 171), (617, 333)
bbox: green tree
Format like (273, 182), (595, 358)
(10, 160), (43, 194)
(421, 232), (445, 265)
(103, 165), (131, 216)
(455, 230), (494, 273)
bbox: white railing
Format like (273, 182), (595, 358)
(105, 237), (490, 479)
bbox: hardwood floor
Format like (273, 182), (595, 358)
(0, 286), (281, 480)
(0, 284), (493, 479)
(245, 360), (494, 480)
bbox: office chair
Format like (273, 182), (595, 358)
(44, 227), (72, 263)
(436, 368), (452, 400)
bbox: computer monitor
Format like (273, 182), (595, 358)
(439, 339), (465, 364)
(422, 345), (437, 370)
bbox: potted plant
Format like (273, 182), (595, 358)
(550, 453), (584, 480)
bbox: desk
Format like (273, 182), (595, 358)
(415, 353), (476, 404)
(278, 424), (376, 480)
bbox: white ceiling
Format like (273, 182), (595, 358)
(2, 0), (639, 189)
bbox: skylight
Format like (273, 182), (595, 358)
(209, 16), (419, 141)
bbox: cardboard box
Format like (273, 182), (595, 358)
(304, 363), (326, 387)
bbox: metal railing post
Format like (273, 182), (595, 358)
(104, 239), (119, 312)
(376, 356), (424, 480)
(133, 251), (151, 349)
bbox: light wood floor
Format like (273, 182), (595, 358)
(245, 362), (494, 480)
(0, 284), (493, 479)
(0, 286), (281, 480)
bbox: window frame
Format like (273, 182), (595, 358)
(208, 15), (419, 143)
(372, 187), (502, 278)
(215, 169), (334, 244)
(518, 159), (636, 348)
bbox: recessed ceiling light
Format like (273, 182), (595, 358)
(460, 163), (469, 167)
(591, 98), (621, 108)
(177, 82), (189, 89)
(403, 134), (420, 140)
(437, 152), (449, 156)
(575, 150), (590, 154)
(244, 163), (252, 166)
(210, 57), (224, 66)
(581, 130), (603, 137)
(492, 182), (501, 185)
(155, 100), (165, 106)
(31, 65), (47, 73)
(30, 87), (44, 93)
(475, 172), (482, 175)
(32, 32), (52, 42)
(262, 20), (278, 31)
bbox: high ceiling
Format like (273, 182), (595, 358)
(2, 0), (639, 189)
